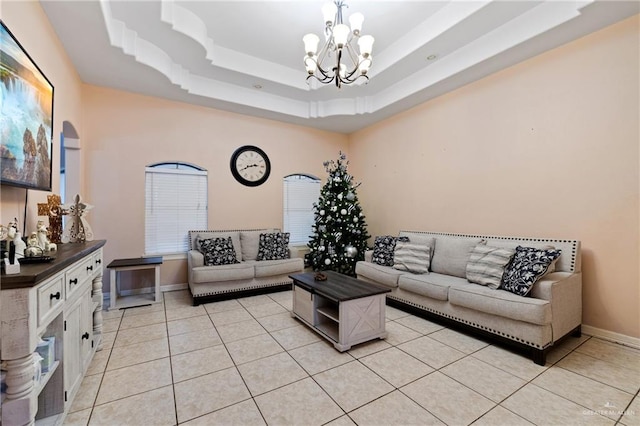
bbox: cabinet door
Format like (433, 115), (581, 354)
(79, 290), (94, 370)
(63, 296), (82, 403)
(293, 286), (314, 324)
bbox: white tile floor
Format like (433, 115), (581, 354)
(64, 289), (640, 426)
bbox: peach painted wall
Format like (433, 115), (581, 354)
(0, 1), (84, 232)
(349, 16), (639, 338)
(81, 85), (348, 289)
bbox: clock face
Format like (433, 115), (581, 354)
(230, 146), (271, 186)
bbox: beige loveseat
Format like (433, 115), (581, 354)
(187, 228), (304, 305)
(356, 231), (582, 364)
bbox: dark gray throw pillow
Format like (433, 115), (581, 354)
(501, 246), (561, 296)
(199, 236), (239, 266)
(372, 235), (409, 267)
(257, 232), (290, 261)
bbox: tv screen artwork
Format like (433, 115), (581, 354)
(0, 20), (54, 191)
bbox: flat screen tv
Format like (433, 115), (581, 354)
(0, 20), (54, 191)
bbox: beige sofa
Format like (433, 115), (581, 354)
(187, 228), (304, 305)
(356, 231), (582, 364)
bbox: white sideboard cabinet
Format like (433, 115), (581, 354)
(1, 241), (106, 426)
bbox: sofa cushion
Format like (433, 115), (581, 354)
(199, 237), (240, 266)
(251, 258), (304, 278)
(393, 241), (432, 274)
(257, 232), (291, 261)
(240, 229), (278, 261)
(466, 245), (515, 289)
(398, 273), (468, 301)
(449, 284), (552, 325)
(191, 263), (255, 284)
(501, 246), (562, 296)
(431, 237), (484, 278)
(193, 231), (242, 261)
(355, 261), (404, 288)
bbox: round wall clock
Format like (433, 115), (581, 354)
(230, 145), (271, 187)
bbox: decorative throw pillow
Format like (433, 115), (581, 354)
(393, 241), (432, 274)
(501, 246), (562, 296)
(257, 232), (290, 261)
(466, 245), (515, 289)
(198, 237), (240, 266)
(372, 236), (409, 266)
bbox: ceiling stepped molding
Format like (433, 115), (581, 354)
(371, 0), (592, 110)
(160, 0), (307, 91)
(40, 0), (637, 133)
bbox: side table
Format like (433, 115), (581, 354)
(107, 256), (163, 310)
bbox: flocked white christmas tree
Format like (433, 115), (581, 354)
(307, 152), (370, 276)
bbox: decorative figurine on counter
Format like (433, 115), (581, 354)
(25, 232), (43, 257)
(36, 220), (57, 252)
(62, 194), (94, 243)
(37, 194), (67, 244)
(7, 219), (26, 258)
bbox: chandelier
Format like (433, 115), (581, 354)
(303, 1), (374, 88)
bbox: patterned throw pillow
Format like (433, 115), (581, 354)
(257, 232), (290, 261)
(466, 245), (515, 289)
(372, 236), (409, 267)
(501, 246), (561, 296)
(198, 237), (239, 266)
(393, 241), (432, 274)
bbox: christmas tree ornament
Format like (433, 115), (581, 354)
(338, 193), (343, 200)
(345, 245), (358, 258)
(341, 209), (347, 215)
(346, 192), (355, 201)
(320, 210), (325, 216)
(324, 258), (331, 265)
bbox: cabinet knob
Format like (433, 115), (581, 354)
(95, 259), (102, 265)
(81, 332), (90, 340)
(69, 278), (78, 285)
(86, 265), (94, 272)
(50, 291), (61, 300)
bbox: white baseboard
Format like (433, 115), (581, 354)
(103, 283), (188, 302)
(582, 325), (640, 350)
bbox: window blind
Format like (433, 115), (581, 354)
(145, 166), (207, 255)
(283, 175), (321, 245)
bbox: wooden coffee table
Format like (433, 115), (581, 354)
(289, 271), (391, 351)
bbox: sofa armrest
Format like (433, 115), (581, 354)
(187, 250), (204, 284)
(365, 250), (373, 263)
(530, 272), (582, 342)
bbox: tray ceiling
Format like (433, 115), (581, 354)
(41, 0), (638, 133)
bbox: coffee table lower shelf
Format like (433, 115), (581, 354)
(290, 273), (389, 352)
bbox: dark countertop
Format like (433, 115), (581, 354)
(289, 271), (390, 302)
(1, 240), (106, 290)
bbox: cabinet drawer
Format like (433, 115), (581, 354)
(38, 273), (64, 326)
(66, 258), (93, 299)
(293, 286), (314, 324)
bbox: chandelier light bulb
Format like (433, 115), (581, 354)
(349, 12), (364, 35)
(333, 24), (350, 48)
(303, 33), (320, 56)
(358, 35), (374, 57)
(305, 55), (317, 74)
(358, 55), (371, 74)
(339, 63), (347, 78)
(322, 2), (338, 26)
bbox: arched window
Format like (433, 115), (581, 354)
(145, 162), (208, 255)
(283, 174), (321, 245)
